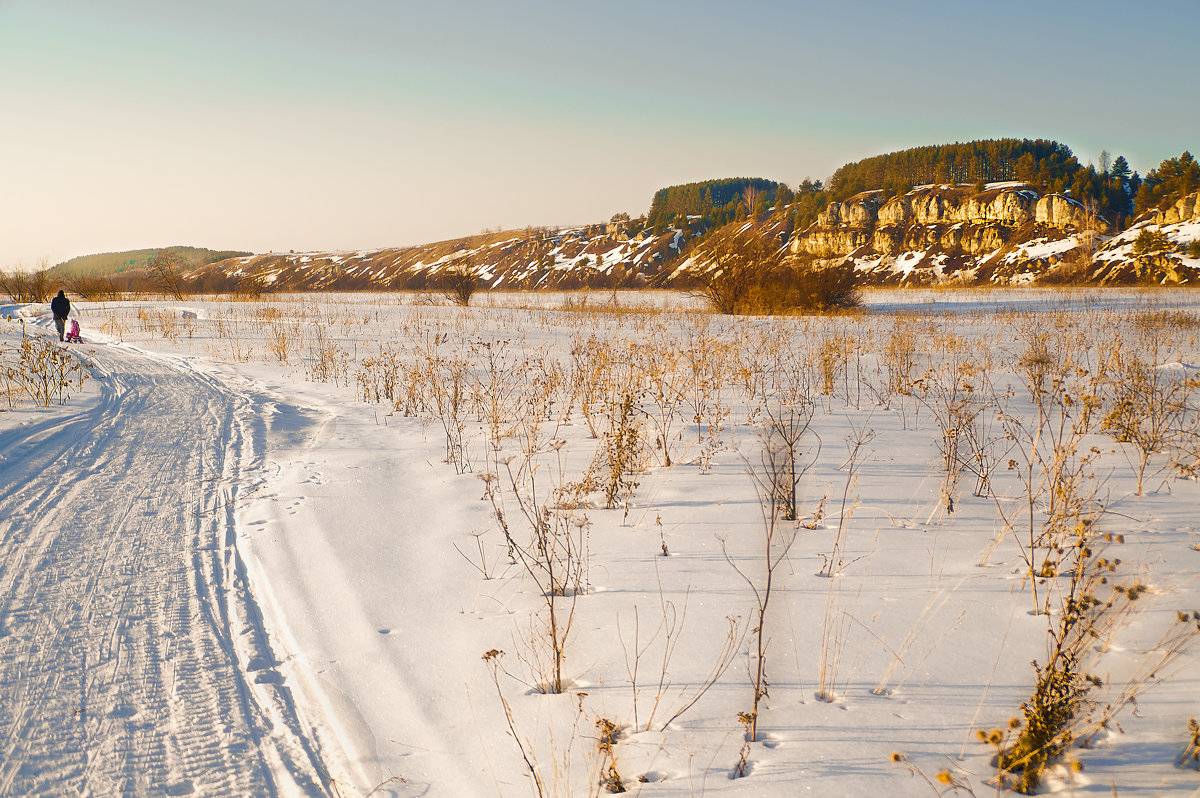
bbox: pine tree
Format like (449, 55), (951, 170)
(773, 183), (793, 210)
(1110, 155), (1131, 185)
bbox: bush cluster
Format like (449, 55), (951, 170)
(690, 227), (859, 315)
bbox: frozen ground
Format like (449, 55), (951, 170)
(2, 288), (1200, 797)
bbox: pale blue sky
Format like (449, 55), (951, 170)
(2, 0), (1197, 266)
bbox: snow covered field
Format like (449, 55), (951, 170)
(3, 288), (1200, 797)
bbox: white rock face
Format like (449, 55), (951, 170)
(967, 190), (1037, 225)
(825, 186), (1071, 236)
(1035, 194), (1089, 228)
(796, 185), (1100, 260)
(818, 195), (880, 227)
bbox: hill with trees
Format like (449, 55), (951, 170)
(819, 138), (1138, 227)
(51, 246), (252, 278)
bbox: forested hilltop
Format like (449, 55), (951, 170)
(648, 178), (782, 229)
(52, 246), (252, 278)
(825, 139), (1199, 229)
(646, 140), (1197, 237)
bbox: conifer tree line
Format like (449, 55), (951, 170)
(826, 139), (1076, 197)
(648, 178), (781, 229)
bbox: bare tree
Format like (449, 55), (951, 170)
(0, 264), (52, 303)
(147, 249), (186, 300)
(440, 254), (483, 306)
(742, 185), (762, 220)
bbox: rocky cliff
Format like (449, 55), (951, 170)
(797, 184), (1097, 259)
(782, 183), (1200, 286)
(1143, 191), (1200, 226)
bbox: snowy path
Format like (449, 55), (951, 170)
(0, 341), (331, 796)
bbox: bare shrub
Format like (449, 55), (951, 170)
(997, 519), (1115, 792)
(439, 256), (484, 306)
(758, 397), (818, 522)
(469, 339), (527, 453)
(481, 439), (589, 694)
(588, 392), (643, 513)
(304, 324), (348, 385)
(994, 520), (1199, 792)
(1, 329), (90, 407)
(594, 717), (626, 793)
(568, 334), (618, 438)
(65, 275), (122, 301)
(723, 404), (818, 742)
(776, 257), (861, 314)
(679, 329), (731, 449)
(912, 345), (1000, 511)
(633, 338), (687, 467)
(881, 315), (922, 399)
(431, 352), (472, 474)
(0, 267), (51, 303)
(1101, 345), (1199, 495)
(356, 346), (403, 405)
(690, 226), (859, 315)
(232, 272), (268, 299)
(619, 594), (740, 734)
(997, 332), (1102, 614)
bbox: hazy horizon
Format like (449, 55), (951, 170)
(3, 0), (1197, 268)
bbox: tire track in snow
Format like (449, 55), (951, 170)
(0, 341), (334, 796)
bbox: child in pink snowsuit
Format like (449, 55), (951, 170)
(65, 319), (82, 343)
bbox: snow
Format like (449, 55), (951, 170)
(1167, 220), (1200, 246)
(3, 290), (1200, 797)
(1096, 219), (1200, 265)
(1002, 236), (1079, 264)
(892, 250), (926, 275)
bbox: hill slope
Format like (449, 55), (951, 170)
(52, 247), (252, 278)
(187, 185), (1200, 292)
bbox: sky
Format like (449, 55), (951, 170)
(2, 0), (1198, 268)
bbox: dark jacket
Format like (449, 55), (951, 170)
(51, 292), (70, 319)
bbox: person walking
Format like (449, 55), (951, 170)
(50, 290), (70, 341)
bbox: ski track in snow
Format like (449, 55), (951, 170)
(0, 339), (331, 796)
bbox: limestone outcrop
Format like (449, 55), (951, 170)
(795, 184), (1104, 261)
(1035, 194), (1091, 228)
(1142, 190), (1200, 226)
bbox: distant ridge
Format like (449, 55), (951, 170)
(51, 246), (252, 278)
(42, 139), (1198, 291)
